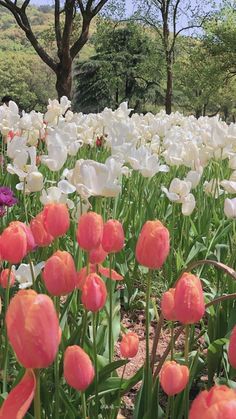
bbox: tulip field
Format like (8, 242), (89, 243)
(1, 97), (236, 418)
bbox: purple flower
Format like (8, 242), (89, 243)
(0, 186), (17, 207)
(0, 187), (18, 207)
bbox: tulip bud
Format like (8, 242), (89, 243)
(64, 345), (95, 391)
(0, 268), (15, 288)
(42, 203), (70, 238)
(89, 244), (107, 264)
(0, 222), (28, 263)
(189, 385), (236, 419)
(26, 171), (44, 192)
(135, 220), (170, 269)
(120, 332), (139, 358)
(6, 290), (61, 368)
(224, 198), (236, 219)
(81, 273), (107, 312)
(228, 325), (236, 369)
(102, 219), (124, 253)
(174, 272), (205, 324)
(30, 212), (53, 247)
(76, 212), (103, 251)
(43, 250), (77, 296)
(17, 222), (36, 253)
(160, 361), (189, 396)
(161, 288), (177, 321)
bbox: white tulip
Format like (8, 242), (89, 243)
(224, 198), (236, 218)
(14, 262), (44, 289)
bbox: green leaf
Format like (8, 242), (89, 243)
(207, 338), (228, 387)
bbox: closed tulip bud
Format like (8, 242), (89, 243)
(120, 332), (139, 358)
(64, 345), (95, 391)
(43, 250), (77, 296)
(174, 272), (205, 324)
(81, 273), (107, 312)
(6, 290), (61, 368)
(0, 268), (15, 288)
(26, 171), (44, 192)
(161, 288), (177, 321)
(159, 361), (189, 396)
(228, 326), (236, 369)
(135, 220), (170, 269)
(0, 222), (28, 263)
(76, 212), (103, 251)
(42, 203), (70, 238)
(89, 244), (107, 264)
(189, 385), (236, 419)
(30, 212), (53, 247)
(102, 219), (125, 253)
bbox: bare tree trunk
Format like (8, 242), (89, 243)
(165, 56), (172, 114)
(56, 61), (72, 99)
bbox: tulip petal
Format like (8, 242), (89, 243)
(0, 369), (36, 419)
(98, 266), (123, 281)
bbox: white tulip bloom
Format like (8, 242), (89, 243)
(220, 180), (236, 194)
(66, 157), (123, 198)
(16, 171), (44, 193)
(127, 145), (169, 177)
(14, 262), (44, 289)
(184, 168), (203, 189)
(44, 96), (71, 124)
(40, 186), (74, 209)
(181, 193), (196, 216)
(224, 198), (236, 218)
(41, 129), (67, 171)
(162, 178), (192, 203)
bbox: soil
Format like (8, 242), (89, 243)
(115, 310), (187, 419)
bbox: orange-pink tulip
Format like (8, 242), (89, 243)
(81, 273), (107, 312)
(0, 369), (36, 419)
(161, 288), (177, 321)
(102, 219), (124, 253)
(42, 203), (70, 238)
(174, 272), (205, 324)
(189, 385), (236, 419)
(64, 345), (95, 391)
(30, 211), (53, 247)
(135, 220), (170, 269)
(42, 250), (77, 296)
(120, 332), (139, 358)
(159, 361), (189, 396)
(0, 222), (28, 263)
(0, 268), (15, 288)
(89, 244), (107, 264)
(228, 326), (236, 369)
(76, 212), (103, 251)
(6, 290), (61, 368)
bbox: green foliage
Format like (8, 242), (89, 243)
(73, 22), (164, 113)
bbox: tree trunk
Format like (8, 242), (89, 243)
(55, 60), (73, 100)
(165, 58), (172, 115)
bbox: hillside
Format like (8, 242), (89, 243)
(0, 5), (95, 59)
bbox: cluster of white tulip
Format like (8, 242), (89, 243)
(1, 96), (236, 218)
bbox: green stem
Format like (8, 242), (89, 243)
(3, 264), (12, 393)
(145, 270), (152, 413)
(23, 178), (29, 224)
(34, 369), (41, 419)
(184, 324), (190, 419)
(109, 253), (113, 363)
(93, 313), (99, 419)
(54, 297), (60, 418)
(170, 322), (174, 361)
(81, 392), (87, 419)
